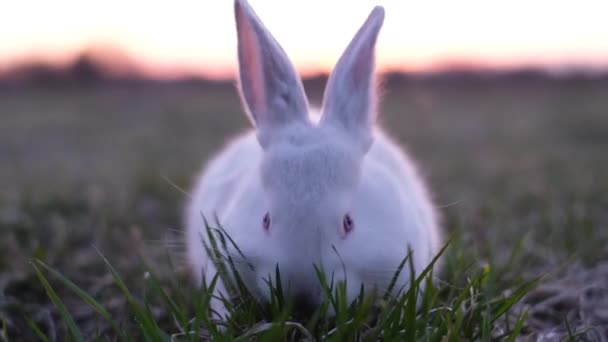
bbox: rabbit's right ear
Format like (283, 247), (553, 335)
(234, 0), (310, 147)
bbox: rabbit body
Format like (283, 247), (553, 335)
(185, 0), (442, 319)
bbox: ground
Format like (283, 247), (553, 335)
(0, 77), (607, 340)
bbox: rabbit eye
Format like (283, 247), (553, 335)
(263, 212), (270, 231)
(343, 214), (354, 234)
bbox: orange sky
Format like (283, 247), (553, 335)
(1, 0), (607, 79)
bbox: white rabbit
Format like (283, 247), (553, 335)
(186, 0), (442, 319)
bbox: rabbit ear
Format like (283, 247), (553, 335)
(320, 7), (385, 151)
(234, 0), (310, 147)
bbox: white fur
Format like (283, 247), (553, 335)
(186, 0), (442, 319)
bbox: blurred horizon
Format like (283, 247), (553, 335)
(2, 46), (608, 87)
(2, 0), (608, 80)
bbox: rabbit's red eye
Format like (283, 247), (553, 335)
(343, 214), (354, 234)
(263, 212), (270, 231)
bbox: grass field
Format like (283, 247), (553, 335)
(1, 77), (607, 340)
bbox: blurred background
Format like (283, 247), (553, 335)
(1, 0), (607, 338)
(1, 0), (607, 199)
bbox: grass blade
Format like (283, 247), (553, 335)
(93, 247), (169, 341)
(491, 278), (539, 324)
(507, 310), (528, 342)
(31, 261), (84, 342)
(25, 317), (50, 342)
(33, 258), (127, 340)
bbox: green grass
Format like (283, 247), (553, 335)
(28, 225), (534, 341)
(1, 79), (607, 340)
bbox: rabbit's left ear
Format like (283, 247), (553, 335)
(234, 0), (310, 148)
(320, 7), (384, 151)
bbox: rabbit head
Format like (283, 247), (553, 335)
(233, 0), (386, 307)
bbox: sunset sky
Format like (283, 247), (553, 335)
(1, 0), (607, 79)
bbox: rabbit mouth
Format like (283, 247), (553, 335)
(290, 290), (322, 315)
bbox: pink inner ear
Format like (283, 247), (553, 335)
(236, 4), (267, 115)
